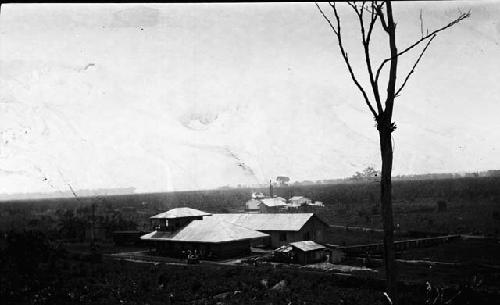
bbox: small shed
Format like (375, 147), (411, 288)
(273, 244), (294, 263)
(289, 241), (328, 265)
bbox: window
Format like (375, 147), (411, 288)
(303, 231), (310, 240)
(279, 232), (287, 242)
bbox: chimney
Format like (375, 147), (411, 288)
(269, 179), (273, 197)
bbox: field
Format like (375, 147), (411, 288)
(0, 230), (413, 305)
(1, 232), (499, 305)
(2, 177), (499, 237)
(400, 238), (500, 265)
(1, 177), (500, 304)
(354, 238), (500, 291)
(1, 238), (494, 305)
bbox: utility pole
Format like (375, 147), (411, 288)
(90, 202), (96, 252)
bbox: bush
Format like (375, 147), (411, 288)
(2, 230), (54, 274)
(437, 200), (448, 212)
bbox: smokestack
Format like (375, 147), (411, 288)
(269, 179), (273, 197)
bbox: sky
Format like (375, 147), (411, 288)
(0, 2), (499, 194)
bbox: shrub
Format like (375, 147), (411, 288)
(437, 200), (448, 212)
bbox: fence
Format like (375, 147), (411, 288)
(330, 234), (461, 255)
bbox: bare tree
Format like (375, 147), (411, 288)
(315, 1), (469, 302)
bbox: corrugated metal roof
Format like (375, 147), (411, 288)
(141, 217), (268, 243)
(275, 245), (293, 253)
(211, 213), (314, 231)
(260, 197), (287, 207)
(289, 240), (326, 252)
(150, 207), (212, 219)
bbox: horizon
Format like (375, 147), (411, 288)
(1, 167), (499, 200)
(1, 2), (500, 194)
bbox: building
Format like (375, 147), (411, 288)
(308, 201), (324, 207)
(289, 241), (328, 264)
(245, 198), (261, 213)
(288, 196), (312, 207)
(244, 193), (325, 213)
(149, 207), (211, 231)
(141, 208), (268, 259)
(259, 197), (288, 213)
(252, 192), (265, 199)
(211, 213), (329, 248)
(276, 176), (290, 186)
(286, 197), (324, 211)
(274, 240), (329, 265)
(245, 194), (289, 213)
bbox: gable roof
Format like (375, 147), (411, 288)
(289, 240), (326, 252)
(289, 196), (311, 201)
(211, 213), (316, 231)
(150, 207), (212, 219)
(260, 197), (287, 207)
(141, 217), (268, 243)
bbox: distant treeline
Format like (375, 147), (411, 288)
(269, 177), (500, 205)
(2, 177), (499, 212)
(0, 187), (136, 201)
(236, 169), (500, 187)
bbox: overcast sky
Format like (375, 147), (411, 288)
(0, 2), (499, 194)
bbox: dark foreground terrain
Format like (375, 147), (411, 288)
(1, 177), (500, 304)
(1, 231), (500, 305)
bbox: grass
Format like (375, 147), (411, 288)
(0, 255), (415, 305)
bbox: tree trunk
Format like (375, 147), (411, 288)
(379, 128), (397, 303)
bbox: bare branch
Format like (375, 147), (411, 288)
(376, 3), (389, 32)
(315, 2), (338, 35)
(347, 2), (359, 14)
(355, 1), (384, 114)
(316, 2), (379, 120)
(375, 11), (470, 83)
(395, 34), (436, 97)
(331, 2), (379, 119)
(367, 2), (384, 43)
(419, 9), (424, 39)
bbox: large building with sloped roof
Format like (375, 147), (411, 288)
(141, 208), (329, 258)
(142, 208), (268, 258)
(211, 213), (329, 248)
